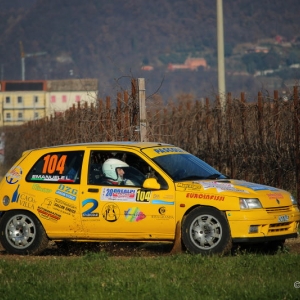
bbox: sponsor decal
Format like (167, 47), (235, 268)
(163, 195), (174, 200)
(6, 166), (22, 184)
(176, 182), (202, 191)
(124, 207), (146, 222)
(31, 174), (74, 182)
(154, 147), (184, 154)
(136, 190), (151, 202)
(102, 202), (120, 222)
(55, 184), (78, 201)
(200, 181), (248, 193)
(186, 193), (225, 201)
(152, 200), (174, 205)
(82, 198), (99, 217)
(267, 193), (284, 199)
(11, 185), (20, 203)
(32, 183), (52, 193)
(152, 208), (174, 220)
(151, 214), (174, 220)
(153, 194), (174, 200)
(159, 207), (166, 214)
(38, 198), (61, 222)
(53, 198), (77, 215)
(101, 188), (137, 202)
(37, 206), (61, 222)
(237, 181), (279, 191)
(18, 192), (36, 209)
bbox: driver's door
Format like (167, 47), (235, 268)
(79, 149), (176, 240)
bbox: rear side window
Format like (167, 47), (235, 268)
(26, 151), (84, 184)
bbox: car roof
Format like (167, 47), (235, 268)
(27, 141), (174, 152)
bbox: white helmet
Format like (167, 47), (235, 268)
(102, 158), (129, 180)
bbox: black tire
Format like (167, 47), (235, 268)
(182, 206), (232, 255)
(0, 210), (49, 255)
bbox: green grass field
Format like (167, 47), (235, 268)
(0, 247), (299, 300)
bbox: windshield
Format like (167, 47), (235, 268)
(153, 153), (227, 181)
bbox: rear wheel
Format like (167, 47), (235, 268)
(0, 210), (49, 255)
(182, 207), (232, 255)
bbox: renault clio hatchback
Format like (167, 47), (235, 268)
(0, 142), (299, 255)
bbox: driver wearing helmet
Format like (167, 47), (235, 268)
(102, 158), (135, 186)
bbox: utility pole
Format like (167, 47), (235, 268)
(19, 41), (47, 81)
(137, 78), (147, 142)
(217, 0), (226, 109)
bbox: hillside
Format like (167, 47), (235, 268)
(0, 0), (300, 100)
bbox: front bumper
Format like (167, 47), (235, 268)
(227, 208), (300, 241)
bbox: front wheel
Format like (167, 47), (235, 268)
(0, 210), (49, 255)
(182, 207), (232, 255)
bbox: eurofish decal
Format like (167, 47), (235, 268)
(186, 193), (225, 201)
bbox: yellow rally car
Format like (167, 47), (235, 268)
(0, 142), (299, 255)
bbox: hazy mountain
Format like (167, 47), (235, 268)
(1, 0), (300, 100)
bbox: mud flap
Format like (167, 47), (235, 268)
(170, 220), (182, 254)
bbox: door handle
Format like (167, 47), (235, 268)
(88, 188), (99, 193)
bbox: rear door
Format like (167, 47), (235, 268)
(25, 149), (85, 238)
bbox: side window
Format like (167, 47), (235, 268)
(26, 151), (84, 184)
(88, 150), (168, 189)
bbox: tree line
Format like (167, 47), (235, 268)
(2, 82), (300, 202)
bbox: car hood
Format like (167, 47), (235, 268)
(175, 179), (293, 207)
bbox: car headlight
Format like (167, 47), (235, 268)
(290, 194), (298, 206)
(239, 198), (262, 209)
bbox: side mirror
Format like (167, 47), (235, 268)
(142, 178), (161, 190)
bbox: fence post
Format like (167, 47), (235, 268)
(138, 78), (147, 142)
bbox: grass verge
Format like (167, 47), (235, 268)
(0, 249), (299, 300)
